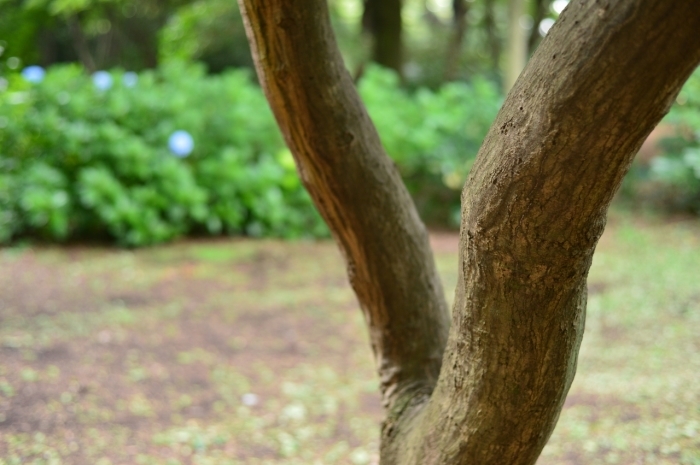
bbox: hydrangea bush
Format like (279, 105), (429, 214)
(0, 63), (501, 246)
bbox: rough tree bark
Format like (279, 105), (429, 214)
(238, 1), (700, 464)
(238, 0), (450, 412)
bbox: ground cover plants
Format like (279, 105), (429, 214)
(0, 210), (698, 464)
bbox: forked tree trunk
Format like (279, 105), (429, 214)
(238, 1), (700, 464)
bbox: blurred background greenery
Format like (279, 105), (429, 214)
(0, 0), (699, 247)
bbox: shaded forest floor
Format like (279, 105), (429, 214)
(1, 210), (699, 465)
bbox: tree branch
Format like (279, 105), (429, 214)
(237, 0), (450, 416)
(402, 1), (700, 463)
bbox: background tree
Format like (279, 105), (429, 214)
(1, 0), (566, 88)
(443, 0), (470, 81)
(361, 0), (404, 75)
(0, 0), (188, 71)
(503, 0), (528, 91)
(481, 0), (502, 75)
(527, 0), (552, 54)
(237, 0), (700, 464)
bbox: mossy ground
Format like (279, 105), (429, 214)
(1, 210), (699, 464)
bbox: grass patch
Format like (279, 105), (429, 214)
(1, 211), (699, 464)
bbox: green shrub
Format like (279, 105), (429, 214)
(0, 63), (501, 246)
(360, 66), (502, 225)
(648, 67), (700, 212)
(158, 0), (252, 73)
(0, 62), (325, 245)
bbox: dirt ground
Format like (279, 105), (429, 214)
(1, 212), (699, 464)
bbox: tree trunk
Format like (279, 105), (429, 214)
(238, 0), (700, 464)
(527, 0), (550, 54)
(67, 15), (96, 73)
(443, 0), (470, 81)
(504, 0), (528, 92)
(238, 0), (450, 412)
(362, 0), (403, 75)
(482, 0), (501, 74)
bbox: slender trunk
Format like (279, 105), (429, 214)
(527, 0), (549, 54)
(362, 0), (403, 75)
(504, 0), (528, 92)
(96, 22), (113, 69)
(238, 0), (450, 413)
(443, 0), (470, 81)
(239, 1), (700, 464)
(67, 16), (96, 72)
(483, 0), (501, 73)
(38, 29), (58, 66)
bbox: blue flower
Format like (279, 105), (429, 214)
(168, 130), (194, 157)
(122, 72), (138, 88)
(92, 71), (113, 91)
(21, 65), (45, 83)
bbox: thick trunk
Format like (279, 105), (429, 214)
(239, 0), (700, 464)
(391, 1), (700, 463)
(362, 0), (403, 75)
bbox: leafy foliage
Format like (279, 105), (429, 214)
(158, 0), (252, 73)
(359, 65), (502, 225)
(0, 63), (501, 245)
(649, 68), (700, 212)
(0, 0), (188, 72)
(0, 63), (325, 245)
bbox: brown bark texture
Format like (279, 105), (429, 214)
(239, 1), (700, 464)
(237, 0), (450, 415)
